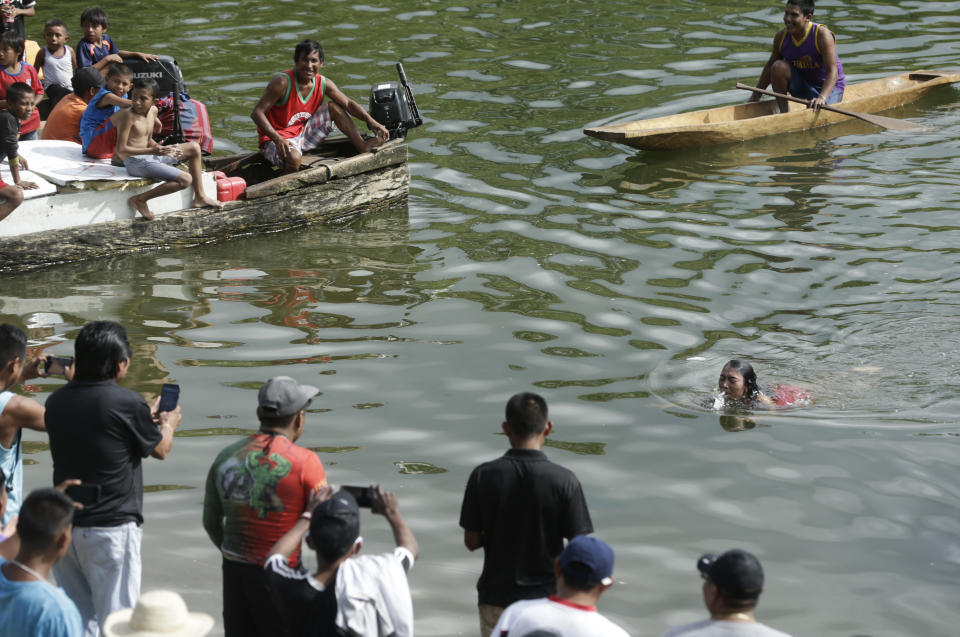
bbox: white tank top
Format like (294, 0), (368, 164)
(41, 47), (73, 90)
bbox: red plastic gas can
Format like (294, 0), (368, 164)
(216, 176), (246, 202)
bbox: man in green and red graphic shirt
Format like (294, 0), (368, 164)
(203, 376), (328, 637)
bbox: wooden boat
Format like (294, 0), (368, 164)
(584, 70), (960, 150)
(0, 138), (409, 272)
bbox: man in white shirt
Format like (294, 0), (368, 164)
(662, 549), (792, 637)
(490, 535), (630, 637)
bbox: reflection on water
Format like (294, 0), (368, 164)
(394, 461), (447, 475)
(309, 446), (362, 453)
(4, 0), (960, 635)
(543, 438), (607, 456)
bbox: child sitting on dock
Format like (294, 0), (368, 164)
(111, 78), (222, 220)
(0, 31), (42, 140)
(79, 62), (132, 158)
(76, 6), (156, 74)
(0, 82), (39, 222)
(35, 19), (78, 117)
(42, 67), (103, 144)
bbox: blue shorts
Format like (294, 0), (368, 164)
(124, 154), (182, 182)
(789, 65), (843, 104)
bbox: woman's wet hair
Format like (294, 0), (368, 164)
(724, 359), (760, 398)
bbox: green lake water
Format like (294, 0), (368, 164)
(5, 0), (960, 634)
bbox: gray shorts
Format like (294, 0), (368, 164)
(124, 154), (182, 182)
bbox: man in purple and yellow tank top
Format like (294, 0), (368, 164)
(749, 0), (845, 113)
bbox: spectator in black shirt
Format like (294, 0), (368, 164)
(0, 82), (37, 222)
(264, 485), (418, 637)
(460, 392), (594, 637)
(45, 320), (182, 636)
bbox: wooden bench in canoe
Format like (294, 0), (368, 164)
(584, 70), (960, 151)
(0, 138), (408, 271)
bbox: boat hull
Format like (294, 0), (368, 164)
(584, 70), (960, 150)
(0, 140), (409, 271)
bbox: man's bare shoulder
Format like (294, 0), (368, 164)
(816, 23), (836, 42)
(266, 72), (290, 93)
(0, 393), (43, 429)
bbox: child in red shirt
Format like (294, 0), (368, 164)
(0, 30), (43, 140)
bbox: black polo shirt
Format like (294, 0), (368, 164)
(459, 448), (593, 607)
(46, 379), (162, 527)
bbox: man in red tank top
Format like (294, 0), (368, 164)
(251, 39), (389, 174)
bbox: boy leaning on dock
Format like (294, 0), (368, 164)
(0, 82), (37, 222)
(110, 77), (222, 220)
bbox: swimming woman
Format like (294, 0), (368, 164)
(717, 359), (774, 406)
(715, 359), (810, 408)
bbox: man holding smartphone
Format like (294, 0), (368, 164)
(45, 320), (182, 636)
(0, 324), (54, 528)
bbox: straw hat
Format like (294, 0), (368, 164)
(103, 590), (214, 637)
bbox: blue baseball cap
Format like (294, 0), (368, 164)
(559, 535), (614, 586)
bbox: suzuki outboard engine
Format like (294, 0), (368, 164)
(370, 63), (422, 140)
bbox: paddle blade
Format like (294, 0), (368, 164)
(851, 111), (928, 132)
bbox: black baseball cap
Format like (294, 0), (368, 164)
(697, 549), (764, 599)
(309, 490), (360, 562)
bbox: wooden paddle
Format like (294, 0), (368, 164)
(735, 82), (927, 132)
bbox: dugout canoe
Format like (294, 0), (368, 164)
(0, 138), (409, 272)
(584, 70), (960, 150)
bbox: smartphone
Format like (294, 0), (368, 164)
(65, 483), (101, 506)
(45, 356), (74, 376)
(341, 485), (373, 508)
(159, 383), (180, 413)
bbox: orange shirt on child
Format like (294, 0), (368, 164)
(42, 94), (87, 144)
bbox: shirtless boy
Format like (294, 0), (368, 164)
(251, 39), (389, 174)
(749, 0), (845, 113)
(111, 78), (222, 220)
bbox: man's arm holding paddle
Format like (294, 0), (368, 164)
(749, 30), (786, 103)
(809, 25), (840, 111)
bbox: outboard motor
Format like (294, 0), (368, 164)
(370, 63), (422, 140)
(124, 55), (188, 145)
(122, 54), (184, 96)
